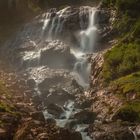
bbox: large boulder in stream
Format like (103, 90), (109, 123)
(73, 110), (96, 124)
(47, 103), (65, 118)
(43, 88), (74, 106)
(40, 40), (76, 69)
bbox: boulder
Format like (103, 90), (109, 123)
(38, 75), (65, 92)
(46, 118), (56, 125)
(26, 79), (36, 88)
(47, 104), (65, 118)
(30, 111), (45, 122)
(73, 110), (96, 124)
(40, 40), (75, 69)
(43, 89), (74, 106)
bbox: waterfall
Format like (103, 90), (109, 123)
(73, 7), (97, 87)
(5, 6), (98, 140)
(79, 7), (97, 52)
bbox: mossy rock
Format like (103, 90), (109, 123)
(102, 43), (140, 83)
(110, 71), (140, 98)
(113, 101), (140, 122)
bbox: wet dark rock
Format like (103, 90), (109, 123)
(46, 118), (56, 125)
(31, 95), (42, 106)
(30, 111), (45, 122)
(95, 10), (110, 25)
(73, 110), (96, 124)
(65, 120), (78, 130)
(43, 88), (74, 106)
(75, 96), (93, 109)
(112, 108), (140, 123)
(40, 40), (76, 69)
(27, 79), (36, 88)
(38, 76), (65, 92)
(47, 104), (65, 118)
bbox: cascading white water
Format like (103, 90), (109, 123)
(73, 7), (97, 88)
(42, 6), (70, 40)
(79, 7), (97, 52)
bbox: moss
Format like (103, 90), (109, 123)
(0, 101), (16, 113)
(114, 101), (140, 122)
(102, 0), (140, 12)
(110, 72), (140, 99)
(102, 0), (140, 40)
(103, 43), (140, 83)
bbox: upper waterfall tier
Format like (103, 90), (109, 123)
(9, 6), (109, 47)
(2, 6), (110, 67)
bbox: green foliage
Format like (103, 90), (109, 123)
(116, 0), (140, 14)
(103, 43), (140, 82)
(102, 0), (116, 7)
(114, 101), (140, 122)
(0, 102), (12, 112)
(111, 72), (140, 97)
(132, 19), (140, 39)
(102, 0), (140, 13)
